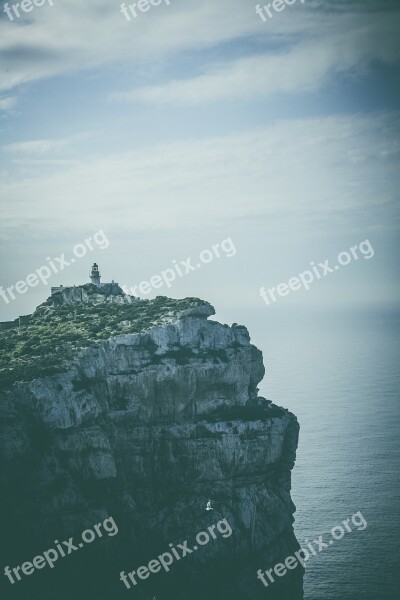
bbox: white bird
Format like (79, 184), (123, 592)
(206, 500), (213, 511)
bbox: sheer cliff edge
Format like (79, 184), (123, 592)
(0, 286), (303, 600)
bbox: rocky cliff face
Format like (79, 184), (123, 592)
(0, 288), (302, 600)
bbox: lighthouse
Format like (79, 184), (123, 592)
(90, 263), (101, 287)
(50, 262), (121, 296)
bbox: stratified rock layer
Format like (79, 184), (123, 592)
(0, 291), (302, 600)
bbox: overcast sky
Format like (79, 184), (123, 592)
(0, 0), (399, 321)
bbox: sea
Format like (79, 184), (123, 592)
(220, 306), (400, 600)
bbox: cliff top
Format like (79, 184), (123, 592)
(48, 282), (127, 304)
(0, 288), (216, 388)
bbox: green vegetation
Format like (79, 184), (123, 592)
(0, 294), (206, 389)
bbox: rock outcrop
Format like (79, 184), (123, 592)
(0, 288), (302, 600)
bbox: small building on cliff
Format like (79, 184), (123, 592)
(51, 263), (117, 295)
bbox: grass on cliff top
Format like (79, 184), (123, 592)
(0, 295), (206, 389)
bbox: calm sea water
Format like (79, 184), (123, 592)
(222, 306), (400, 600)
(259, 308), (400, 600)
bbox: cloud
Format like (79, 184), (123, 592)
(109, 44), (344, 106)
(0, 0), (258, 91)
(0, 112), (398, 237)
(3, 133), (90, 154)
(1, 0), (399, 94)
(110, 13), (400, 106)
(0, 96), (17, 111)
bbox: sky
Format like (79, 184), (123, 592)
(0, 0), (399, 322)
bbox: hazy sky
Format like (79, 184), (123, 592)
(0, 0), (399, 321)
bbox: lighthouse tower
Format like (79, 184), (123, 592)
(90, 263), (101, 287)
(51, 262), (121, 296)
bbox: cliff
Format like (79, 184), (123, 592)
(0, 287), (302, 600)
